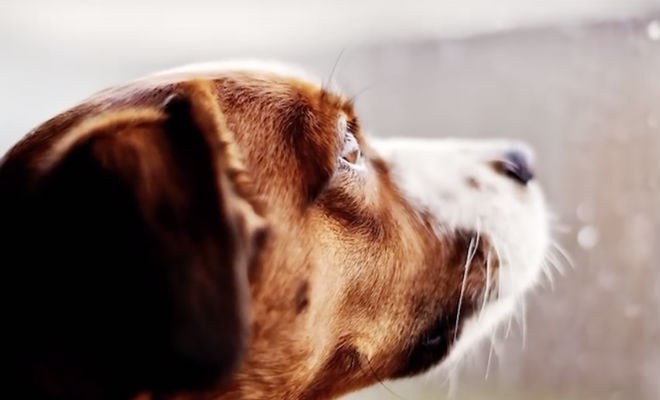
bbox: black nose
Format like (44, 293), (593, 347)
(501, 150), (534, 185)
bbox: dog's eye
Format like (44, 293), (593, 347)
(341, 132), (362, 164)
(338, 116), (364, 168)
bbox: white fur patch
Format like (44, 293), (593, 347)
(372, 137), (550, 366)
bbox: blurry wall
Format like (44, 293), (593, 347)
(340, 16), (660, 400)
(1, 2), (658, 400)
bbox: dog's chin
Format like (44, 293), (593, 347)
(392, 232), (499, 378)
(394, 270), (492, 378)
(393, 320), (457, 377)
(394, 304), (479, 378)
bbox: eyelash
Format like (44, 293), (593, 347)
(347, 120), (359, 133)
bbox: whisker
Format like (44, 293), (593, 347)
(551, 241), (574, 270)
(489, 237), (505, 300)
(348, 71), (403, 104)
(348, 81), (378, 104)
(454, 229), (480, 342)
(479, 250), (493, 321)
(485, 335), (496, 379)
(505, 313), (513, 339)
(546, 245), (567, 275)
(324, 48), (346, 91)
(362, 357), (407, 400)
(541, 259), (556, 290)
(446, 368), (459, 399)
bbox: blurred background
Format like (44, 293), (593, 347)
(1, 1), (658, 399)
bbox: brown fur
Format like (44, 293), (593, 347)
(0, 70), (496, 400)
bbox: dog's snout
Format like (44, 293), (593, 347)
(497, 149), (534, 185)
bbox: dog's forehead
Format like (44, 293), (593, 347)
(150, 60), (353, 116)
(155, 60), (323, 85)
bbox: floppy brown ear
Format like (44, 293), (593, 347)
(3, 81), (266, 398)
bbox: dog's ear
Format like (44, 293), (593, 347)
(6, 81), (266, 398)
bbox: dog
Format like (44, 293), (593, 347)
(0, 61), (550, 399)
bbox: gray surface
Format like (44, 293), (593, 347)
(1, 7), (658, 400)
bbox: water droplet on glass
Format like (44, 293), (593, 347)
(647, 20), (660, 41)
(577, 225), (599, 249)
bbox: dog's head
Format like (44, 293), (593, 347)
(1, 61), (549, 399)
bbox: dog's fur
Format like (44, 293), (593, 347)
(0, 61), (549, 400)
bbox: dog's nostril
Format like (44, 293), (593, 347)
(499, 150), (534, 185)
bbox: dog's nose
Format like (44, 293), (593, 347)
(499, 149), (534, 185)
